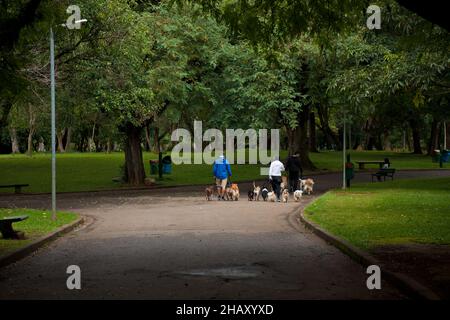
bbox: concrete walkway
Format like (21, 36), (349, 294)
(0, 170), (448, 299)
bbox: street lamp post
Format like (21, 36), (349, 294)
(342, 117), (347, 190)
(50, 19), (87, 221)
(50, 27), (56, 221)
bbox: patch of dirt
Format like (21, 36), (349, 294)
(371, 244), (450, 299)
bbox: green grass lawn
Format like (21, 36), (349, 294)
(304, 177), (450, 251)
(0, 150), (444, 193)
(0, 209), (78, 255)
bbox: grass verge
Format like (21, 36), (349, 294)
(304, 177), (450, 251)
(0, 209), (78, 256)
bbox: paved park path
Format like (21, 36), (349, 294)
(0, 170), (448, 299)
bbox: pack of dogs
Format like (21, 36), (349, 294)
(206, 178), (315, 203)
(205, 183), (240, 201)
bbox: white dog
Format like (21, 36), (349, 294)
(253, 182), (261, 201)
(293, 190), (303, 202)
(267, 191), (277, 202)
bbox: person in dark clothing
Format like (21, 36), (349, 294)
(286, 151), (303, 193)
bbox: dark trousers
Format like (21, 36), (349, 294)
(271, 176), (282, 200)
(289, 171), (300, 192)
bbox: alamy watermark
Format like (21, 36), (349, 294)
(66, 265), (81, 290)
(367, 5), (381, 30)
(64, 5), (84, 29)
(171, 121), (280, 175)
(366, 265), (382, 290)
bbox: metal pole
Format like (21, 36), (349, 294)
(343, 114), (347, 190)
(348, 124), (352, 152)
(50, 28), (57, 221)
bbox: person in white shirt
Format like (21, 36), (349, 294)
(269, 157), (285, 202)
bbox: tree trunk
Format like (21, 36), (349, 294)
(144, 125), (151, 152)
(106, 138), (112, 154)
(65, 127), (72, 152)
(317, 104), (340, 149)
(410, 119), (423, 154)
(446, 122), (449, 150)
(89, 124), (97, 152)
(427, 119), (439, 155)
(383, 129), (392, 151)
(154, 126), (161, 153)
(123, 123), (146, 185)
(57, 129), (65, 153)
(27, 130), (34, 156)
(10, 128), (20, 154)
(288, 105), (316, 170)
(27, 103), (36, 156)
(309, 112), (319, 153)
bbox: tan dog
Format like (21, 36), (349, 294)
(281, 189), (289, 203)
(267, 191), (277, 202)
(230, 183), (240, 201)
(205, 186), (215, 201)
(302, 179), (315, 195)
(224, 187), (234, 201)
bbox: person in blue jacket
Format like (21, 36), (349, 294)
(213, 155), (232, 200)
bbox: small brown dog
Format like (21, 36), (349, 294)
(281, 189), (289, 203)
(230, 183), (240, 201)
(301, 179), (315, 195)
(205, 186), (216, 201)
(225, 186), (234, 201)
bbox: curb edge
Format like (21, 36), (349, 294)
(296, 208), (441, 300)
(0, 216), (85, 269)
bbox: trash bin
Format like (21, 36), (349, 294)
(162, 156), (172, 174)
(150, 160), (158, 175)
(345, 162), (355, 187)
(345, 163), (355, 179)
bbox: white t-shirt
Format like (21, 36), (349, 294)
(269, 160), (285, 178)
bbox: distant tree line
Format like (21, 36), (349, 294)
(0, 0), (449, 184)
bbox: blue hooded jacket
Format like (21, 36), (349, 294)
(213, 156), (232, 180)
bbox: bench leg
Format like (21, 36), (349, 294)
(14, 186), (21, 194)
(0, 222), (19, 239)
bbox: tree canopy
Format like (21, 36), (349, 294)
(1, 0), (449, 183)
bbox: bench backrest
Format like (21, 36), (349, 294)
(380, 169), (396, 174)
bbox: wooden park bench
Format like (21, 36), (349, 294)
(0, 184), (29, 194)
(356, 161), (385, 170)
(371, 169), (396, 182)
(0, 215), (28, 239)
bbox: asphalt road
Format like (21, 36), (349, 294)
(1, 170), (448, 299)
